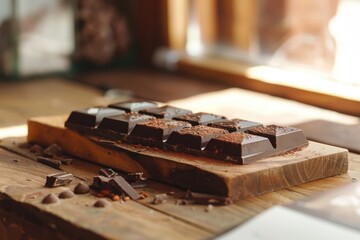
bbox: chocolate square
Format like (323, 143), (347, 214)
(108, 99), (157, 113)
(208, 119), (263, 132)
(173, 112), (227, 126)
(139, 105), (192, 119)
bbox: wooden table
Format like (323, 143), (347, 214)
(1, 73), (359, 240)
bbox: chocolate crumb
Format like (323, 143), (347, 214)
(58, 190), (75, 199)
(12, 159), (19, 163)
(94, 199), (110, 208)
(152, 193), (167, 205)
(74, 183), (91, 194)
(42, 193), (59, 204)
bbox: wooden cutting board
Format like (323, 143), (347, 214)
(27, 115), (349, 201)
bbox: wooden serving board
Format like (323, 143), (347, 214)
(27, 115), (349, 201)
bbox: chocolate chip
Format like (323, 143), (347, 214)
(94, 199), (110, 208)
(42, 193), (59, 204)
(74, 182), (91, 194)
(58, 190), (75, 199)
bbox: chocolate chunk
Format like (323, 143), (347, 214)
(43, 143), (63, 157)
(92, 175), (112, 190)
(125, 172), (146, 182)
(74, 182), (91, 194)
(204, 132), (274, 164)
(130, 180), (149, 189)
(97, 113), (155, 134)
(58, 190), (75, 199)
(208, 119), (263, 132)
(59, 157), (73, 165)
(94, 199), (110, 208)
(139, 105), (192, 119)
(42, 193), (59, 204)
(130, 119), (192, 146)
(108, 99), (157, 113)
(29, 144), (44, 156)
(109, 176), (141, 200)
(65, 107), (125, 128)
(173, 112), (227, 126)
(246, 125), (308, 150)
(45, 172), (74, 187)
(98, 168), (117, 178)
(152, 193), (167, 205)
(166, 125), (228, 151)
(37, 157), (62, 169)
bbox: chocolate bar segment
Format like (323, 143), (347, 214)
(139, 105), (192, 119)
(204, 132), (274, 164)
(108, 99), (157, 113)
(45, 172), (74, 187)
(208, 119), (262, 132)
(97, 113), (155, 135)
(109, 176), (141, 200)
(65, 107), (125, 128)
(246, 125), (308, 150)
(173, 112), (227, 126)
(129, 119), (192, 147)
(166, 125), (228, 151)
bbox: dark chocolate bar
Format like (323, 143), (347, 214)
(165, 125), (229, 152)
(208, 119), (262, 132)
(173, 112), (227, 126)
(129, 119), (192, 147)
(109, 176), (141, 200)
(139, 105), (192, 119)
(204, 132), (274, 164)
(37, 156), (62, 169)
(65, 107), (125, 129)
(246, 125), (308, 150)
(108, 99), (157, 113)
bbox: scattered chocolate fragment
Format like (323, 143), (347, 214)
(109, 176), (141, 200)
(29, 144), (44, 156)
(139, 105), (192, 119)
(152, 193), (167, 205)
(94, 199), (110, 208)
(59, 157), (73, 165)
(130, 180), (149, 189)
(43, 143), (63, 157)
(37, 156), (62, 169)
(108, 99), (158, 113)
(74, 182), (91, 194)
(125, 172), (146, 182)
(45, 172), (74, 187)
(42, 193), (59, 204)
(58, 190), (75, 199)
(12, 159), (19, 162)
(98, 168), (117, 178)
(92, 175), (112, 190)
(173, 112), (227, 126)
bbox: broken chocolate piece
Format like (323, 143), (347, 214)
(97, 113), (155, 134)
(130, 119), (192, 146)
(43, 143), (63, 157)
(173, 112), (227, 126)
(139, 105), (192, 119)
(204, 132), (274, 164)
(29, 144), (44, 156)
(42, 193), (59, 204)
(65, 107), (125, 128)
(108, 99), (157, 113)
(152, 193), (167, 205)
(165, 125), (228, 151)
(74, 182), (91, 194)
(94, 199), (110, 208)
(109, 176), (141, 200)
(92, 175), (113, 190)
(59, 157), (73, 165)
(45, 172), (74, 187)
(208, 119), (262, 132)
(58, 190), (75, 199)
(98, 168), (117, 178)
(37, 157), (62, 169)
(246, 125), (308, 150)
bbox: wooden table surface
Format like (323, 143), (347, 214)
(1, 72), (360, 240)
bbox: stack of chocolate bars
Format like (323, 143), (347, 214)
(65, 99), (308, 164)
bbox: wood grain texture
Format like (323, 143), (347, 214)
(27, 115), (349, 200)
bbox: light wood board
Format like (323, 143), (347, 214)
(27, 115), (349, 200)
